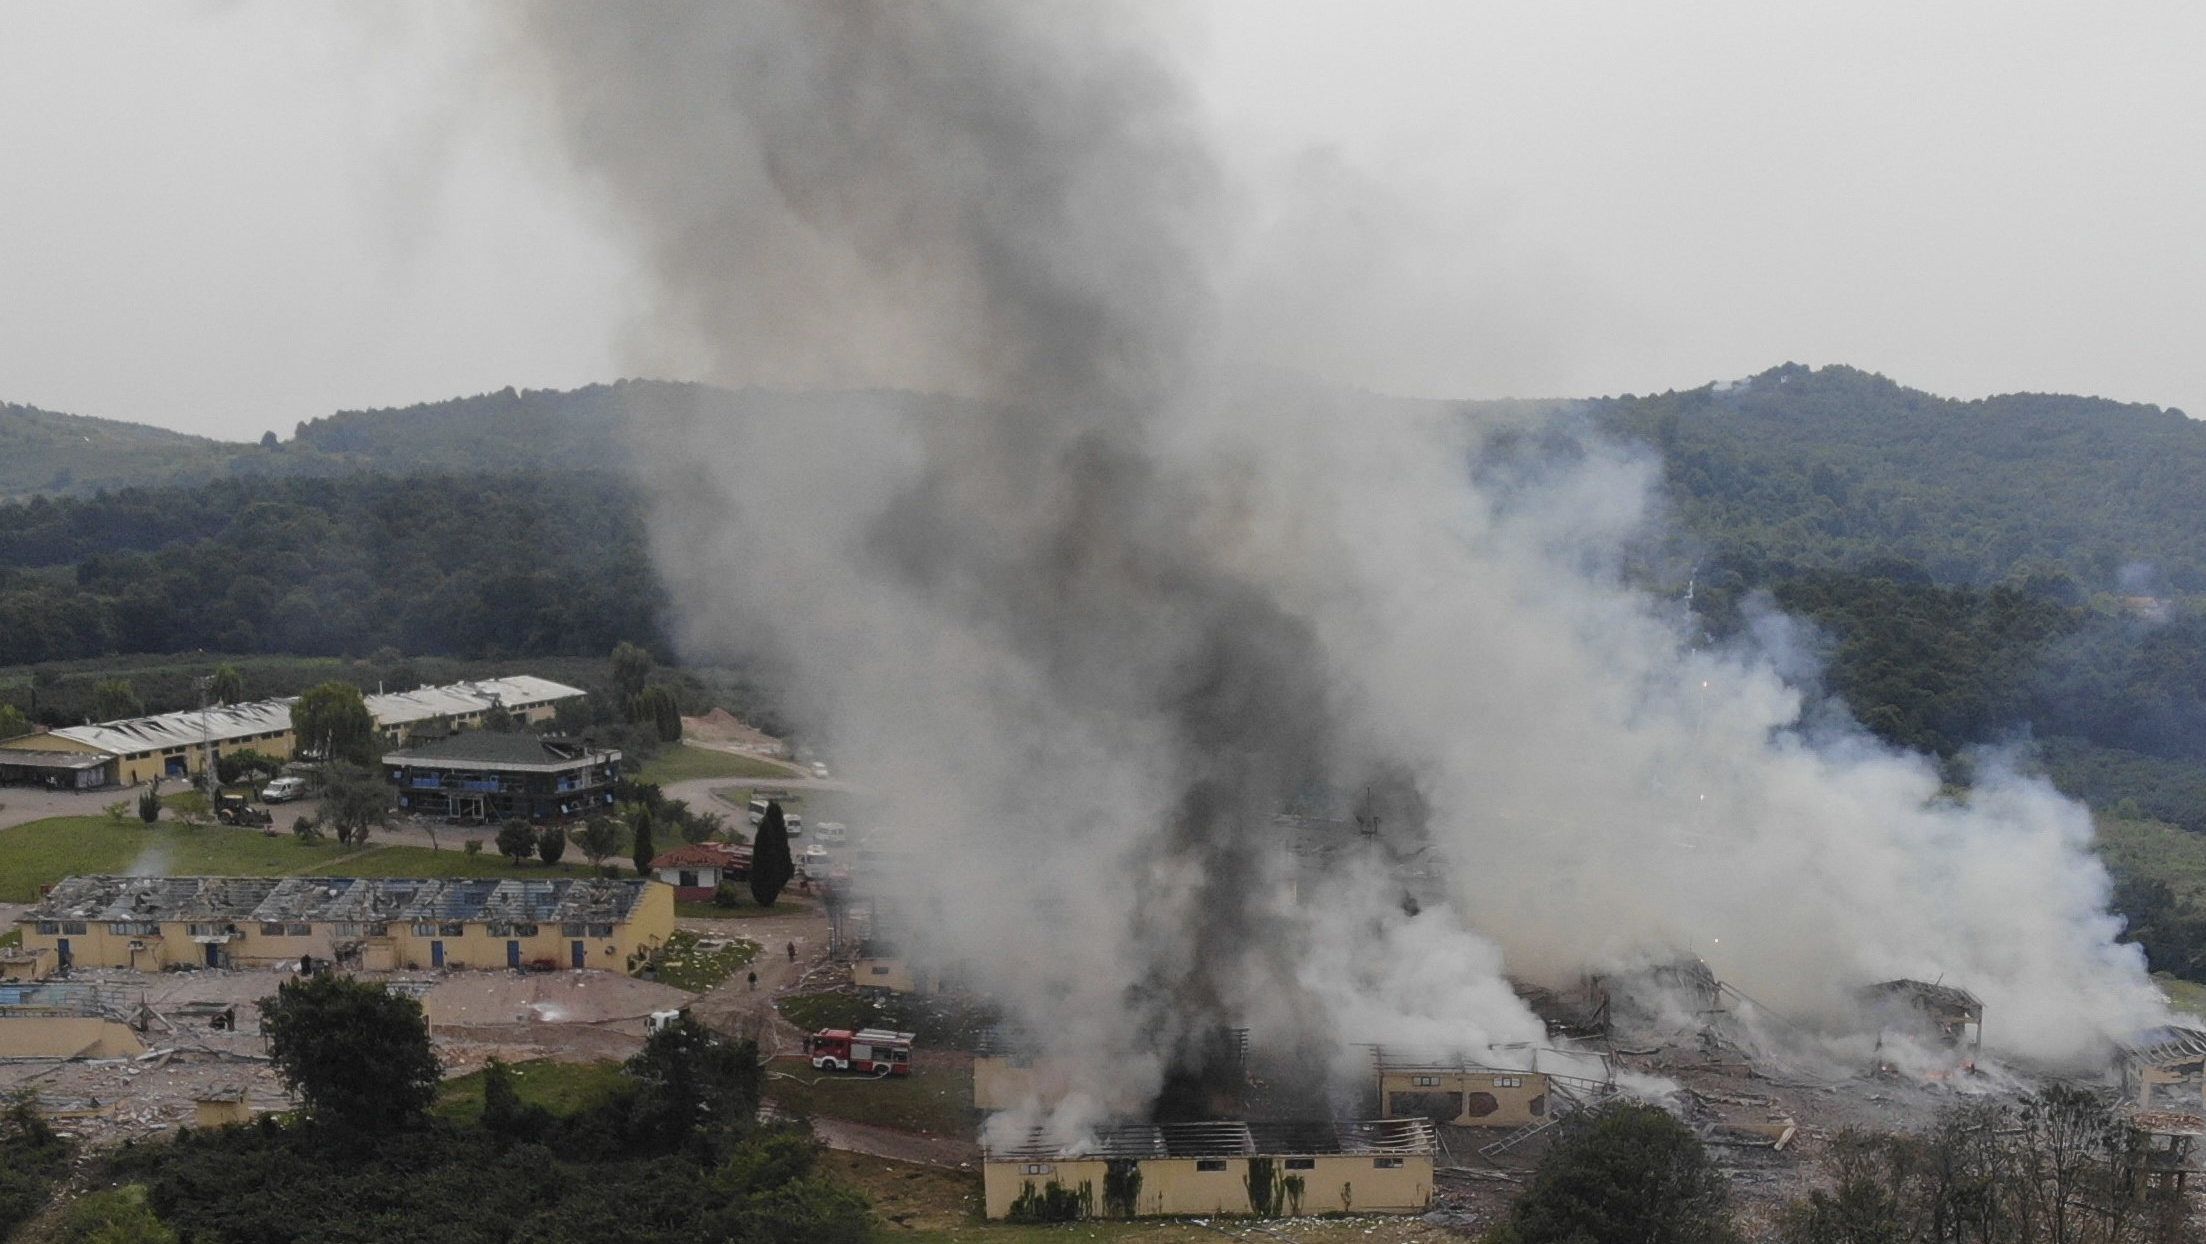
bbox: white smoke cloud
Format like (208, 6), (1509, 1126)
(473, 0), (2161, 1113)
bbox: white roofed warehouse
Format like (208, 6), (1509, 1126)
(0, 675), (586, 788)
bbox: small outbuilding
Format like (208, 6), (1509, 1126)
(648, 842), (751, 901)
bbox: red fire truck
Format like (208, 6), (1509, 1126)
(805, 1027), (915, 1076)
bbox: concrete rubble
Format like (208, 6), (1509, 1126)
(1, 964), (695, 1144)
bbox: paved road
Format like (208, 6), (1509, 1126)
(0, 784), (122, 832)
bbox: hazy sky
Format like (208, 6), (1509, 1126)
(2, 2), (2200, 442)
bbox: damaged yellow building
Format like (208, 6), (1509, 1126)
(981, 1119), (1436, 1220)
(16, 875), (673, 973)
(0, 981), (147, 1059)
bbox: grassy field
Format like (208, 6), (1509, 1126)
(2097, 813), (2206, 900)
(778, 991), (1001, 1050)
(0, 815), (617, 900)
(343, 843), (608, 881)
(638, 744), (798, 786)
(646, 929), (758, 992)
(0, 817), (361, 901)
(434, 1059), (631, 1126)
(677, 892), (823, 921)
(764, 1056), (977, 1136)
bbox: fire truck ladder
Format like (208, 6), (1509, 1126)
(1476, 1074), (1616, 1161)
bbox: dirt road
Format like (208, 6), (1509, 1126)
(685, 903), (834, 1056)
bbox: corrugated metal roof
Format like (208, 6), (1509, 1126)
(45, 701), (294, 758)
(364, 676), (585, 727)
(21, 676), (586, 760)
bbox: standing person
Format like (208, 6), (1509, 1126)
(747, 970), (758, 992)
(785, 941), (795, 963)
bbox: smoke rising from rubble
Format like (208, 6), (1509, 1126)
(483, 0), (2162, 1108)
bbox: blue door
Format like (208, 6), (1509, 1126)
(507, 940), (522, 969)
(571, 940), (586, 969)
(430, 940), (445, 968)
(204, 943), (220, 968)
(55, 937), (70, 968)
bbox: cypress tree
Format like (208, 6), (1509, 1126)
(749, 801), (795, 907)
(631, 807), (656, 877)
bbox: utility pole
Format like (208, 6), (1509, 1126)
(197, 675), (218, 803)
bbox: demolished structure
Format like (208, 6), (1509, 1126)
(2121, 1026), (2206, 1115)
(1861, 979), (1985, 1072)
(0, 981), (146, 1059)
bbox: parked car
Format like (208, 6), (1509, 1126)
(261, 776), (308, 803)
(811, 761), (830, 779)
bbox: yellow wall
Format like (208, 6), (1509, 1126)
(982, 1155), (1432, 1219)
(0, 733), (105, 754)
(1380, 1069), (1549, 1127)
(0, 1016), (146, 1059)
(974, 1055), (1080, 1111)
(195, 1099), (253, 1128)
(854, 956), (949, 994)
(17, 883), (674, 974)
(0, 949), (54, 982)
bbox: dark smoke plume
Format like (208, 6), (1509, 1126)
(479, 2), (2162, 1130)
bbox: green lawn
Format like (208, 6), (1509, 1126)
(777, 991), (1002, 1050)
(0, 817), (362, 901)
(434, 1059), (631, 1125)
(0, 815), (620, 900)
(645, 929), (758, 992)
(342, 843), (609, 881)
(763, 1055), (977, 1136)
(2157, 973), (2206, 1022)
(677, 894), (821, 921)
(637, 744), (798, 786)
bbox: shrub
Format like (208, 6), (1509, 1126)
(464, 838), (484, 857)
(497, 819), (537, 865)
(1489, 1102), (1738, 1244)
(713, 882), (743, 909)
(538, 823), (569, 866)
(137, 781), (162, 824)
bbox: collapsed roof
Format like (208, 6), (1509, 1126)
(1862, 978), (1983, 1020)
(2120, 1025), (2206, 1067)
(22, 875), (651, 927)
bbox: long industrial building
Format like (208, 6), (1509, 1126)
(16, 874), (673, 973)
(981, 1118), (1436, 1219)
(0, 676), (584, 788)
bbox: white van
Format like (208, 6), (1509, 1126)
(261, 776), (308, 803)
(746, 797), (801, 836)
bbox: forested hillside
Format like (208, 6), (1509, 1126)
(0, 401), (244, 498)
(0, 473), (664, 665)
(1, 380), (887, 500)
(1592, 362), (2205, 592)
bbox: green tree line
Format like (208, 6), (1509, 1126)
(0, 472), (665, 664)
